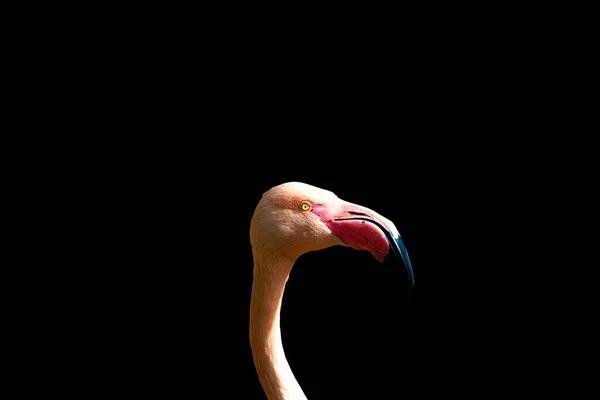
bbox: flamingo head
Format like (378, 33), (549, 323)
(250, 181), (414, 287)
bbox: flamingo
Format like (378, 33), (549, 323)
(249, 181), (414, 400)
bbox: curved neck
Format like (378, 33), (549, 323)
(249, 252), (307, 400)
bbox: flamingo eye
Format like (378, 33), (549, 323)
(299, 201), (311, 211)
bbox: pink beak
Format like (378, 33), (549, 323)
(316, 200), (414, 287)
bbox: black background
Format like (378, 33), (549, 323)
(12, 2), (584, 396)
(47, 15), (560, 397)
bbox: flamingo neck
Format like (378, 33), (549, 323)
(249, 253), (307, 400)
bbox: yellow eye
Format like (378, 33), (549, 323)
(300, 201), (311, 211)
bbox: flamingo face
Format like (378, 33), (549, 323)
(250, 182), (414, 287)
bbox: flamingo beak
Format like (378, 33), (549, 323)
(353, 217), (414, 288)
(330, 213), (415, 288)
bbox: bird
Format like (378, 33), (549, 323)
(249, 181), (414, 400)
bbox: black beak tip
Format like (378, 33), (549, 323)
(389, 234), (415, 289)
